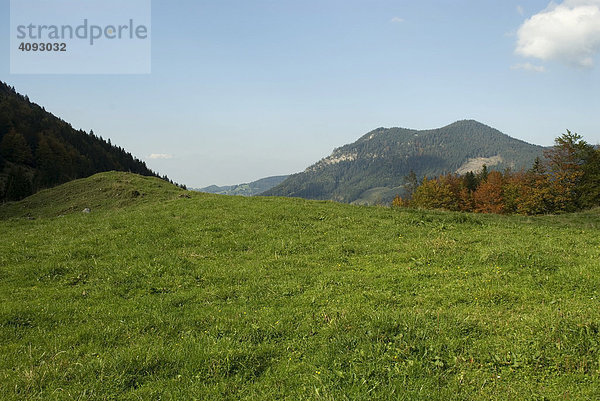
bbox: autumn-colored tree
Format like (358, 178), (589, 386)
(392, 195), (407, 208)
(439, 174), (463, 200)
(458, 187), (475, 212)
(515, 167), (553, 215)
(502, 172), (523, 214)
(412, 177), (459, 210)
(473, 171), (505, 214)
(457, 171), (477, 212)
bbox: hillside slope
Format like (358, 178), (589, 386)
(263, 120), (545, 204)
(0, 171), (184, 219)
(0, 81), (162, 201)
(1, 173), (600, 399)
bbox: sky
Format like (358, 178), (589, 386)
(1, 0), (599, 187)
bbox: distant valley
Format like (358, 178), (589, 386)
(195, 175), (289, 196)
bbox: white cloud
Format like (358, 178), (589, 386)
(390, 17), (404, 23)
(516, 0), (600, 67)
(148, 153), (173, 160)
(517, 5), (525, 16)
(511, 62), (546, 72)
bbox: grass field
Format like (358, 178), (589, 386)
(1, 172), (600, 400)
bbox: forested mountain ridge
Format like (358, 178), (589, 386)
(262, 120), (545, 204)
(0, 81), (163, 201)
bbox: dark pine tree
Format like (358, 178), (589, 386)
(4, 166), (33, 201)
(463, 171), (477, 192)
(0, 129), (34, 165)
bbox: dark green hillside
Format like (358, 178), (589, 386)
(263, 120), (544, 204)
(0, 82), (162, 201)
(1, 172), (600, 400)
(197, 175), (289, 196)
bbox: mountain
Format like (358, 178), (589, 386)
(262, 120), (545, 204)
(0, 81), (163, 202)
(196, 175), (288, 196)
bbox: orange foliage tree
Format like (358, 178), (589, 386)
(473, 171), (505, 214)
(412, 177), (459, 211)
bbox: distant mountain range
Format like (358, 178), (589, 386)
(262, 120), (545, 204)
(196, 175), (288, 196)
(0, 81), (163, 201)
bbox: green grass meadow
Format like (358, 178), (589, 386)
(1, 172), (600, 400)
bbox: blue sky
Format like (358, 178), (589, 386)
(1, 0), (599, 187)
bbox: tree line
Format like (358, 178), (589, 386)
(393, 131), (600, 215)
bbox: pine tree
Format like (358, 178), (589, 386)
(544, 130), (592, 212)
(530, 156), (545, 175)
(35, 134), (60, 187)
(477, 164), (489, 183)
(403, 170), (418, 200)
(4, 166), (33, 201)
(0, 129), (33, 165)
(579, 147), (600, 209)
(463, 171), (477, 192)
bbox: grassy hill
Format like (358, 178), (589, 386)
(1, 172), (600, 400)
(263, 120), (545, 204)
(0, 171), (183, 219)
